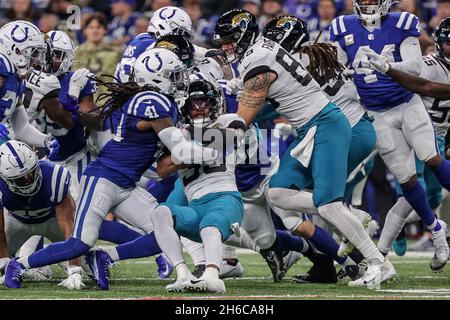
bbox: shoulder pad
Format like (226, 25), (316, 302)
(330, 15), (352, 39)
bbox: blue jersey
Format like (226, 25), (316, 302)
(32, 71), (96, 162)
(0, 53), (25, 122)
(0, 161), (70, 224)
(115, 33), (156, 82)
(84, 91), (178, 188)
(330, 13), (421, 111)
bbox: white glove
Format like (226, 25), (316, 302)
(57, 266), (85, 290)
(273, 123), (293, 141)
(68, 68), (94, 100)
(360, 47), (391, 74)
(221, 78), (243, 96)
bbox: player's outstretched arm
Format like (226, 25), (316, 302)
(156, 153), (191, 179)
(237, 71), (277, 127)
(41, 98), (75, 129)
(387, 67), (450, 100)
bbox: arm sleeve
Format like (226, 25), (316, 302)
(9, 105), (49, 147)
(389, 36), (423, 75)
(334, 41), (349, 66)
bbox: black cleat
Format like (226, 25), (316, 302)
(337, 265), (364, 281)
(293, 253), (337, 284)
(260, 250), (285, 282)
(192, 264), (205, 278)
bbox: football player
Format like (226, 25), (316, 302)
(330, 0), (450, 270)
(0, 21), (59, 157)
(0, 140), (83, 289)
(214, 9), (392, 288)
(365, 16), (450, 269)
(3, 48), (217, 289)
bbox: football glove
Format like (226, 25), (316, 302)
(44, 135), (60, 160)
(360, 47), (391, 74)
(68, 68), (94, 100)
(57, 266), (85, 290)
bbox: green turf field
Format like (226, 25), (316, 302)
(1, 250), (450, 300)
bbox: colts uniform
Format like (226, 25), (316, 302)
(0, 53), (26, 130)
(239, 37), (352, 207)
(114, 33), (156, 83)
(78, 91), (178, 246)
(25, 70), (96, 200)
(162, 117), (244, 243)
(330, 13), (438, 184)
(1, 161), (70, 255)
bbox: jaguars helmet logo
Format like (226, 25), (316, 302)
(275, 17), (298, 30)
(231, 12), (251, 28)
(155, 41), (177, 51)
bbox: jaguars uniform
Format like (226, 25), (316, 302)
(77, 91), (178, 246)
(238, 36), (352, 207)
(162, 116), (244, 243)
(0, 161), (70, 256)
(330, 12), (438, 184)
(25, 70), (96, 200)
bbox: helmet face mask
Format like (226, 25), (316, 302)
(353, 0), (392, 25)
(5, 162), (42, 197)
(0, 21), (47, 78)
(47, 31), (75, 76)
(181, 80), (224, 127)
(214, 10), (259, 64)
(0, 141), (42, 197)
(434, 17), (450, 64)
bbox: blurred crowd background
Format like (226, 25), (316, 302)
(1, 0), (450, 248)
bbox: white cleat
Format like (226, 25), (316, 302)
(182, 276), (226, 293)
(166, 273), (196, 293)
(219, 260), (245, 279)
(348, 258), (395, 289)
(430, 222), (450, 272)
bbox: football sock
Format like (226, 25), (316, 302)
(222, 244), (238, 260)
(98, 220), (142, 244)
(151, 205), (185, 267)
(103, 232), (162, 261)
(200, 227), (223, 269)
(270, 230), (307, 253)
(308, 226), (346, 265)
(377, 197), (410, 254)
(401, 181), (440, 230)
(432, 160), (450, 191)
(181, 237), (206, 265)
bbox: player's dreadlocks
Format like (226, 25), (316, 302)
(297, 43), (345, 87)
(94, 74), (161, 120)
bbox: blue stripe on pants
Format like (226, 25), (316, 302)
(76, 177), (100, 238)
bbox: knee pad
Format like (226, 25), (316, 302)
(150, 205), (174, 227)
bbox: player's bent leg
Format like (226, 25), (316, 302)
(180, 237), (206, 276)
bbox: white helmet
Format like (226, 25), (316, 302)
(148, 6), (193, 41)
(0, 21), (47, 77)
(133, 48), (190, 99)
(47, 30), (76, 76)
(353, 0), (393, 25)
(0, 140), (42, 196)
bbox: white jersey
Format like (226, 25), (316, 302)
(178, 115), (238, 201)
(238, 37), (330, 128)
(24, 70), (66, 136)
(295, 53), (364, 127)
(420, 54), (450, 137)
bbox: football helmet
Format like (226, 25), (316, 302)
(133, 48), (191, 99)
(263, 16), (309, 54)
(214, 9), (259, 63)
(181, 79), (225, 127)
(0, 140), (42, 196)
(154, 33), (195, 69)
(148, 6), (193, 41)
(47, 30), (76, 76)
(353, 0), (393, 25)
(433, 17), (450, 65)
(0, 21), (47, 77)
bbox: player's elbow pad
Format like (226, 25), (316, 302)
(158, 127), (218, 165)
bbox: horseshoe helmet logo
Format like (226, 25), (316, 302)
(144, 53), (163, 73)
(159, 8), (176, 20)
(11, 25), (29, 43)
